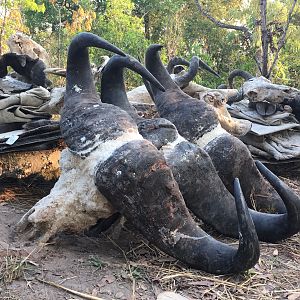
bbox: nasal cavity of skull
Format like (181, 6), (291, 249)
(247, 91), (258, 100)
(255, 102), (277, 116)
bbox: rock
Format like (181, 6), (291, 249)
(157, 291), (191, 300)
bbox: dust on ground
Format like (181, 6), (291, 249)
(0, 176), (300, 300)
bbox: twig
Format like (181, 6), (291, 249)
(274, 288), (300, 293)
(194, 0), (252, 41)
(267, 0), (298, 77)
(131, 278), (136, 300)
(36, 277), (109, 300)
(12, 247), (38, 273)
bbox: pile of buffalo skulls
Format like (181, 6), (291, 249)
(1, 32), (300, 275)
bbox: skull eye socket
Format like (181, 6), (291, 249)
(248, 91), (258, 98)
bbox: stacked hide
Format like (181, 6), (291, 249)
(0, 36), (63, 180)
(224, 73), (300, 171)
(0, 78), (62, 154)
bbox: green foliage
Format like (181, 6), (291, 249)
(92, 0), (149, 88)
(1, 0), (298, 88)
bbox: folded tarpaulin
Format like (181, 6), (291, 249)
(0, 87), (51, 123)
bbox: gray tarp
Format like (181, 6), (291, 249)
(0, 86), (51, 123)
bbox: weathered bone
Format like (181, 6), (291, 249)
(7, 32), (49, 65)
(15, 148), (115, 242)
(201, 90), (252, 136)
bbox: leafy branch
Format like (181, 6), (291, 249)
(194, 0), (298, 78)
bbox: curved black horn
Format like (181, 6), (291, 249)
(145, 44), (179, 94)
(0, 55), (9, 77)
(166, 56), (190, 74)
(217, 84), (228, 89)
(227, 89), (244, 104)
(101, 53), (299, 243)
(173, 56), (199, 88)
(95, 140), (259, 274)
(172, 57), (220, 89)
(65, 32), (126, 100)
(101, 55), (177, 149)
(97, 48), (259, 273)
(61, 32), (126, 154)
(166, 141), (300, 243)
(255, 161), (300, 239)
(145, 44), (219, 142)
(198, 59), (221, 78)
(101, 55), (165, 116)
(228, 69), (254, 89)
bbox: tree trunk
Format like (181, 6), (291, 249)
(0, 148), (61, 180)
(260, 0), (269, 77)
(144, 13), (150, 40)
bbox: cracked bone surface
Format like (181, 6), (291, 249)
(127, 81), (238, 106)
(15, 148), (115, 242)
(201, 90), (251, 136)
(242, 76), (300, 104)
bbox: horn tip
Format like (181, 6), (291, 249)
(234, 178), (242, 198)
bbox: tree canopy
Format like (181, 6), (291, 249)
(0, 0), (299, 88)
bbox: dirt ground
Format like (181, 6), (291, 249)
(0, 176), (300, 300)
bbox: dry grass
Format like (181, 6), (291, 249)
(0, 248), (37, 285)
(0, 177), (54, 208)
(104, 230), (300, 300)
(0, 176), (299, 299)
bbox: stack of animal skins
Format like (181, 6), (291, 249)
(0, 44), (62, 179)
(0, 40), (61, 154)
(229, 100), (300, 161)
(222, 71), (300, 173)
(0, 79), (62, 153)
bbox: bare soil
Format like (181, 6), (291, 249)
(0, 176), (300, 300)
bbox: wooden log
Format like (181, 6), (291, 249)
(0, 146), (62, 180)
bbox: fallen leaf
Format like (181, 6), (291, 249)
(288, 293), (300, 300)
(157, 291), (190, 300)
(103, 275), (116, 284)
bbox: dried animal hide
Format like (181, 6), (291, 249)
(38, 87), (65, 115)
(242, 76), (300, 104)
(7, 32), (49, 65)
(0, 87), (51, 123)
(241, 130), (300, 161)
(201, 91), (251, 136)
(228, 100), (298, 125)
(0, 120), (61, 154)
(228, 99), (300, 160)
